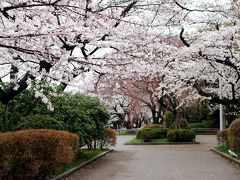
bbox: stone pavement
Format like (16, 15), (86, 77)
(66, 135), (240, 180)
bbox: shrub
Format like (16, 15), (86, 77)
(52, 93), (110, 147)
(98, 128), (117, 148)
(189, 120), (212, 128)
(228, 118), (240, 153)
(179, 118), (190, 129)
(0, 129), (79, 180)
(15, 114), (66, 130)
(167, 129), (196, 142)
(217, 129), (228, 145)
(137, 128), (168, 142)
(0, 88), (110, 149)
(143, 124), (164, 129)
(164, 111), (175, 129)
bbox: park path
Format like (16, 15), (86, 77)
(66, 135), (240, 180)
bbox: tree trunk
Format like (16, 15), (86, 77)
(151, 109), (159, 124)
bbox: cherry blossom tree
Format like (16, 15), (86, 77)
(171, 0), (240, 114)
(1, 0), (239, 119)
(0, 0), (161, 104)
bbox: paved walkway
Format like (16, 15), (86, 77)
(66, 135), (240, 180)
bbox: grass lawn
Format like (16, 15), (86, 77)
(213, 145), (240, 160)
(127, 138), (170, 144)
(54, 149), (106, 177)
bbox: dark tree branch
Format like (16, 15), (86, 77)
(58, 36), (76, 55)
(114, 1), (137, 28)
(180, 28), (190, 47)
(0, 72), (34, 104)
(193, 81), (240, 105)
(174, 0), (225, 13)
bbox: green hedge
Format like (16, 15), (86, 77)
(189, 120), (211, 128)
(136, 128), (168, 142)
(164, 111), (175, 128)
(167, 129), (196, 142)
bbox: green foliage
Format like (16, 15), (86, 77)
(0, 129), (79, 180)
(189, 120), (212, 128)
(228, 118), (240, 153)
(185, 102), (211, 124)
(164, 111), (175, 129)
(0, 85), (111, 149)
(179, 118), (190, 129)
(143, 124), (164, 129)
(51, 93), (110, 147)
(15, 114), (66, 130)
(136, 128), (168, 142)
(167, 129), (196, 142)
(98, 128), (117, 148)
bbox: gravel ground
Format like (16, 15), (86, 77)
(66, 135), (240, 180)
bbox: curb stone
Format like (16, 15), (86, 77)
(51, 149), (113, 180)
(211, 148), (240, 167)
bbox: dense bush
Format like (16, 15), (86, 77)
(143, 124), (164, 129)
(0, 87), (111, 148)
(164, 111), (175, 129)
(217, 129), (228, 145)
(0, 129), (79, 180)
(15, 114), (66, 130)
(51, 93), (110, 147)
(137, 128), (168, 142)
(228, 118), (240, 153)
(179, 118), (190, 129)
(98, 128), (117, 148)
(167, 129), (196, 142)
(189, 120), (212, 128)
(185, 102), (211, 123)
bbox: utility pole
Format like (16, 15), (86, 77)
(219, 76), (224, 131)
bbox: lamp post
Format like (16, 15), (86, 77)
(219, 75), (223, 131)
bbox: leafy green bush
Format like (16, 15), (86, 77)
(137, 128), (168, 142)
(189, 120), (212, 128)
(164, 111), (175, 129)
(51, 93), (110, 148)
(15, 114), (66, 130)
(143, 124), (164, 129)
(217, 129), (228, 145)
(167, 129), (196, 142)
(98, 128), (117, 148)
(228, 118), (240, 153)
(0, 87), (110, 149)
(0, 129), (79, 180)
(179, 118), (190, 129)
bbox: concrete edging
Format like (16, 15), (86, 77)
(211, 148), (240, 166)
(51, 149), (113, 180)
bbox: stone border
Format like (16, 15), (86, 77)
(51, 149), (113, 180)
(211, 148), (240, 166)
(124, 141), (200, 145)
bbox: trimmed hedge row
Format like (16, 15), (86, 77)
(143, 124), (164, 129)
(0, 129), (79, 180)
(137, 128), (168, 142)
(167, 129), (196, 142)
(136, 127), (196, 142)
